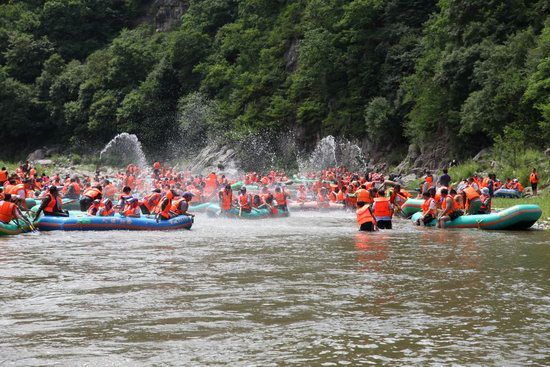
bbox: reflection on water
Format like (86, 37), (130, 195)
(0, 213), (548, 366)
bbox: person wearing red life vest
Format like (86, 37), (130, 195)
(437, 188), (463, 228)
(356, 201), (377, 232)
(34, 186), (68, 219)
(416, 191), (436, 226)
(372, 189), (393, 229)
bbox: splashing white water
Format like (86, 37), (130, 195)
(298, 135), (366, 173)
(100, 133), (148, 168)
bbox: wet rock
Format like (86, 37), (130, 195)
(35, 159), (53, 165)
(285, 39), (299, 72)
(185, 144), (240, 175)
(473, 148), (491, 162)
(545, 148), (550, 157)
(27, 149), (45, 161)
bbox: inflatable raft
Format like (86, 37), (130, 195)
(493, 188), (521, 198)
(206, 203), (289, 219)
(36, 211), (193, 231)
(0, 218), (33, 235)
(287, 201), (345, 211)
(400, 198), (423, 217)
(410, 204), (541, 230)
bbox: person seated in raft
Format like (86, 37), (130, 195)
(238, 187), (252, 213)
(34, 186), (68, 218)
(121, 197), (141, 218)
(218, 184), (233, 213)
(117, 186), (134, 213)
(140, 188), (162, 215)
(372, 189), (393, 229)
(0, 194), (31, 226)
(251, 194), (263, 209)
(462, 183), (482, 215)
(155, 190), (176, 221)
(264, 195), (279, 215)
(356, 201), (378, 232)
(416, 191), (436, 226)
(274, 186), (289, 211)
(87, 199), (102, 216)
(97, 199), (115, 216)
(510, 179), (524, 194)
(437, 188), (462, 228)
(63, 178), (81, 199)
(478, 188), (492, 214)
(316, 187), (330, 208)
(80, 185), (102, 211)
(450, 188), (464, 211)
(296, 184), (307, 203)
(170, 192), (195, 218)
(389, 184), (408, 208)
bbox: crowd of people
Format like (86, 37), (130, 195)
(0, 160), (542, 231)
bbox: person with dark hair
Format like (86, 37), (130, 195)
(416, 191), (436, 226)
(530, 168), (539, 195)
(437, 188), (462, 228)
(356, 201), (378, 232)
(438, 169), (451, 187)
(34, 186), (68, 218)
(80, 185), (102, 211)
(372, 189), (393, 229)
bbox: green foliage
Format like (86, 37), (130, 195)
(0, 0), (547, 165)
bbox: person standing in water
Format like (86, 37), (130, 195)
(356, 201), (378, 232)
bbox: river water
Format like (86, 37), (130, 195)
(1, 212), (548, 366)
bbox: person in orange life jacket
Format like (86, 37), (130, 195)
(478, 187), (492, 214)
(97, 199), (115, 216)
(218, 184), (233, 212)
(171, 192), (195, 217)
(34, 185), (68, 219)
(156, 190), (176, 221)
(462, 183), (482, 215)
(238, 187), (252, 213)
(467, 177), (480, 191)
(0, 194), (28, 225)
(416, 191), (436, 226)
(274, 186), (289, 211)
(372, 189), (393, 229)
(80, 185), (102, 211)
(437, 188), (463, 228)
(0, 167), (8, 183)
(121, 198), (141, 218)
(251, 194), (264, 208)
(87, 199), (102, 216)
(354, 185), (371, 205)
(117, 186), (134, 213)
(263, 195), (279, 215)
(421, 174), (435, 193)
(317, 187), (330, 208)
(296, 184), (307, 203)
(530, 168), (539, 195)
(140, 188), (162, 214)
(356, 201), (378, 232)
(64, 178), (81, 199)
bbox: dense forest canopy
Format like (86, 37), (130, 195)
(0, 0), (548, 165)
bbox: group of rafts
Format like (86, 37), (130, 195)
(0, 178), (542, 235)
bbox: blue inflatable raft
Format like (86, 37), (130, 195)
(411, 204), (541, 230)
(36, 211), (193, 231)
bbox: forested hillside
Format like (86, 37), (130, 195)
(0, 0), (548, 166)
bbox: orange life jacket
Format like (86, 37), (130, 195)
(530, 173), (538, 184)
(337, 190), (344, 202)
(373, 197), (392, 218)
(87, 203), (101, 216)
(170, 198), (187, 215)
(356, 205), (375, 226)
(83, 188), (101, 200)
(421, 198), (436, 216)
(274, 192), (287, 206)
(159, 197), (172, 219)
(0, 170), (8, 182)
(44, 193), (62, 214)
(9, 183), (26, 197)
(464, 186), (480, 200)
(441, 196), (458, 214)
(355, 189), (371, 203)
(453, 195), (464, 210)
(220, 190), (233, 210)
(0, 200), (16, 223)
(239, 194), (251, 210)
(98, 207), (115, 216)
(142, 192), (161, 212)
(122, 204), (140, 217)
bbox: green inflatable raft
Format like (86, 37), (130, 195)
(0, 216), (33, 235)
(206, 203), (289, 219)
(400, 198), (423, 217)
(410, 204), (542, 230)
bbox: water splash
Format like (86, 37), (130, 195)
(100, 133), (147, 168)
(298, 135), (367, 173)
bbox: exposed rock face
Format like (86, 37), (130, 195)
(153, 0), (189, 32)
(284, 39), (299, 72)
(184, 145), (241, 176)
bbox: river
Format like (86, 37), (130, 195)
(1, 212), (548, 366)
